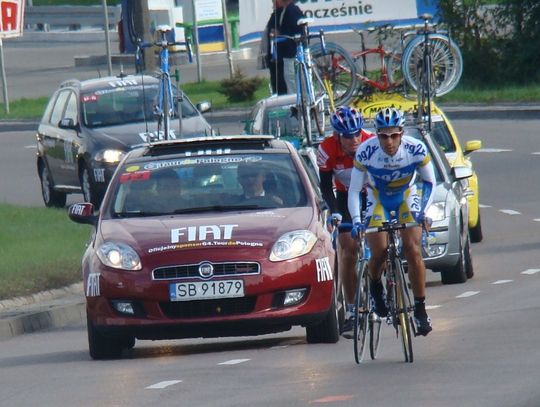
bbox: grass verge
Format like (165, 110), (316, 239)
(0, 203), (91, 300)
(3, 79), (540, 121)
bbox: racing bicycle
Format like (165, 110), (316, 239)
(354, 213), (430, 363)
(136, 25), (193, 141)
(271, 18), (330, 146)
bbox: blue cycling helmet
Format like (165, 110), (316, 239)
(374, 108), (406, 130)
(330, 106), (364, 138)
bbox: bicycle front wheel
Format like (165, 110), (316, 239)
(353, 260), (369, 364)
(310, 42), (358, 106)
(401, 34), (463, 97)
(393, 257), (414, 363)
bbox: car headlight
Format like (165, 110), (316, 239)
(95, 149), (125, 164)
(270, 230), (318, 262)
(426, 202), (446, 222)
(97, 242), (142, 270)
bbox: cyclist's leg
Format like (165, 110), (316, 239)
(400, 187), (432, 335)
(283, 57), (296, 95)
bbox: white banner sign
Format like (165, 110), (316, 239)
(239, 0), (438, 43)
(0, 0), (24, 38)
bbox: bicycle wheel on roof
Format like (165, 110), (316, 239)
(310, 42), (358, 106)
(401, 34), (463, 97)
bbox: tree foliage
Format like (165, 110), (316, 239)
(438, 0), (540, 85)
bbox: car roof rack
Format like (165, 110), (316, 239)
(142, 135), (282, 156)
(59, 79), (81, 89)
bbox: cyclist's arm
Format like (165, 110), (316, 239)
(319, 170), (338, 213)
(348, 165), (367, 224)
(418, 156), (436, 214)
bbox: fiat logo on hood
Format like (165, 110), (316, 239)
(198, 262), (214, 279)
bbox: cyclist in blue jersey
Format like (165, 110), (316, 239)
(348, 108), (436, 336)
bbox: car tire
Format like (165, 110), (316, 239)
(39, 162), (67, 208)
(441, 230), (468, 285)
(464, 235), (474, 279)
(470, 212), (483, 243)
(305, 290), (340, 344)
(87, 314), (123, 360)
(80, 164), (103, 208)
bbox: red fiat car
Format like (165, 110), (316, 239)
(69, 136), (340, 359)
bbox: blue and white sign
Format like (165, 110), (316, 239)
(239, 0), (440, 43)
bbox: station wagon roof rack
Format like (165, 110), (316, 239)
(142, 135), (281, 156)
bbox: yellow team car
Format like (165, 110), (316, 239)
(354, 93), (483, 242)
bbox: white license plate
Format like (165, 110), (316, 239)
(169, 280), (244, 302)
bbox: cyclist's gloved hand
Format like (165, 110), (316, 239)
(351, 222), (365, 240)
(327, 213), (342, 227)
(417, 213), (432, 230)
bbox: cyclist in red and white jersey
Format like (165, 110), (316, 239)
(317, 106), (374, 338)
(348, 107), (436, 336)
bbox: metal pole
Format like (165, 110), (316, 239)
(0, 39), (9, 114)
(102, 0), (113, 76)
(221, 0), (234, 78)
(191, 0), (202, 82)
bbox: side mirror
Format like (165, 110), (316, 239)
(197, 100), (212, 114)
(68, 203), (98, 226)
(452, 166), (473, 180)
(58, 118), (79, 131)
(464, 139), (482, 155)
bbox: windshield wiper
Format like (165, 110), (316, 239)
(173, 205), (264, 214)
(114, 211), (169, 218)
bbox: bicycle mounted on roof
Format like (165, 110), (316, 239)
(136, 25), (193, 142)
(270, 18), (330, 147)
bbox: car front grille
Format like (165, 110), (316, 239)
(153, 262), (260, 280)
(160, 297), (257, 318)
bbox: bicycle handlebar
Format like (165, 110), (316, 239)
(136, 39), (193, 63)
(270, 29), (326, 60)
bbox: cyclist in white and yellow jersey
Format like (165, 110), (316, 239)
(348, 108), (436, 336)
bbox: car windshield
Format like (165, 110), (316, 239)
(430, 120), (456, 153)
(109, 153), (308, 217)
(81, 84), (199, 128)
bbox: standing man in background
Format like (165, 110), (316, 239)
(265, 0), (303, 94)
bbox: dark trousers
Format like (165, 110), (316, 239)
(269, 58), (288, 95)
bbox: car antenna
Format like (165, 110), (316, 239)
(135, 38), (151, 142)
(117, 64), (128, 79)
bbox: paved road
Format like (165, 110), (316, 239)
(2, 117), (540, 406)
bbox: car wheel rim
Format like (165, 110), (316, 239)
(41, 166), (50, 203)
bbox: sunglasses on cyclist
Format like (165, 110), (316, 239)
(377, 131), (403, 140)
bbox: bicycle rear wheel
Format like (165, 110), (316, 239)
(353, 260), (369, 364)
(298, 66), (314, 145)
(401, 34), (463, 97)
(369, 309), (382, 360)
(393, 257), (414, 363)
(310, 42), (358, 106)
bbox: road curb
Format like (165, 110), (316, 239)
(0, 283), (86, 341)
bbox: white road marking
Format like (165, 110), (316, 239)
(499, 209), (521, 215)
(270, 345), (289, 349)
(477, 148), (512, 153)
(532, 152), (540, 155)
(24, 145), (36, 149)
(479, 204), (492, 208)
(533, 219), (540, 222)
(426, 305), (441, 310)
(492, 280), (513, 285)
(146, 380), (182, 389)
(218, 358), (250, 365)
(521, 269), (540, 275)
(456, 291), (480, 298)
